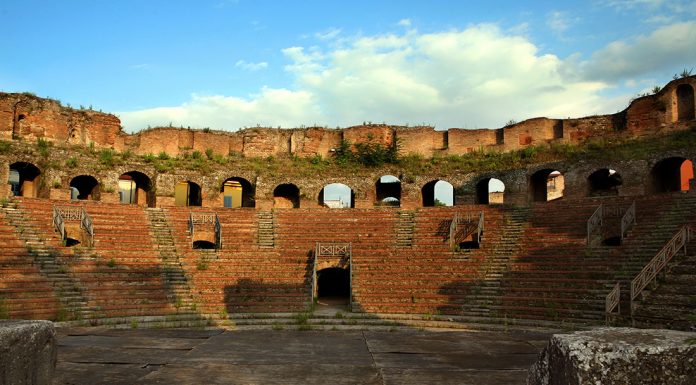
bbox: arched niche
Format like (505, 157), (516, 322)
(677, 84), (695, 121)
(422, 180), (454, 207)
(475, 177), (505, 204)
(651, 157), (693, 193)
(375, 175), (401, 207)
(69, 175), (100, 200)
(8, 162), (41, 198)
(319, 183), (354, 208)
(118, 171), (154, 207)
(530, 169), (564, 202)
(587, 168), (622, 197)
(220, 177), (255, 208)
(175, 181), (202, 207)
(273, 183), (300, 208)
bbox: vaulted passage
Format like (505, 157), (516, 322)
(677, 84), (695, 121)
(422, 180), (454, 207)
(587, 168), (622, 196)
(651, 157), (693, 193)
(530, 169), (564, 202)
(273, 183), (300, 208)
(118, 171), (154, 206)
(9, 162), (41, 197)
(317, 267), (350, 299)
(69, 175), (100, 200)
(221, 177), (255, 208)
(175, 181), (202, 206)
(376, 175), (401, 207)
(319, 183), (354, 208)
(475, 178), (505, 204)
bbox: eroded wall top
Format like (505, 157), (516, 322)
(2, 76), (695, 158)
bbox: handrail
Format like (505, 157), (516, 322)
(477, 211), (485, 243)
(586, 203), (603, 246)
(605, 282), (621, 325)
(449, 211), (484, 249)
(214, 214), (222, 250)
(630, 225), (691, 314)
(52, 205), (66, 241)
(620, 201), (636, 241)
(80, 207), (94, 247)
(449, 213), (461, 249)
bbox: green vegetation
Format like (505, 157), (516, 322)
(0, 140), (11, 154)
(98, 149), (115, 166)
(107, 258), (116, 268)
(37, 137), (50, 157)
(65, 157), (78, 168)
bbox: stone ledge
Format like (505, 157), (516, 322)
(528, 327), (696, 385)
(0, 320), (56, 385)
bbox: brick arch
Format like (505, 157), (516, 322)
(475, 177), (506, 204)
(677, 84), (695, 121)
(118, 170), (155, 207)
(220, 177), (255, 208)
(175, 180), (202, 207)
(375, 175), (401, 207)
(587, 168), (622, 197)
(69, 174), (100, 200)
(318, 182), (355, 208)
(9, 161), (43, 198)
(273, 183), (300, 208)
(422, 179), (454, 207)
(529, 168), (564, 202)
(650, 157), (693, 193)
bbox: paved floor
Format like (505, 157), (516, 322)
(54, 328), (550, 385)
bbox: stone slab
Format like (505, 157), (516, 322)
(528, 327), (696, 385)
(0, 320), (56, 385)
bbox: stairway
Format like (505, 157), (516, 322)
(459, 206), (530, 316)
(395, 211), (415, 247)
(257, 211), (275, 248)
(145, 208), (200, 315)
(2, 201), (93, 321)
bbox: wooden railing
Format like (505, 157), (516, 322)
(586, 204), (603, 246)
(605, 282), (621, 325)
(188, 211), (222, 249)
(630, 225), (692, 315)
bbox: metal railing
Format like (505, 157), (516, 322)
(620, 201), (636, 241)
(630, 225), (692, 316)
(605, 282), (621, 325)
(449, 211), (484, 249)
(586, 204), (603, 246)
(80, 207), (94, 247)
(52, 205), (66, 242)
(188, 211), (222, 249)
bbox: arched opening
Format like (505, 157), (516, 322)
(317, 267), (350, 304)
(588, 168), (622, 196)
(118, 171), (154, 207)
(651, 157), (693, 193)
(8, 162), (41, 198)
(677, 84), (695, 121)
(175, 181), (202, 207)
(375, 175), (401, 207)
(530, 169), (564, 202)
(319, 183), (354, 208)
(273, 183), (300, 208)
(193, 240), (216, 250)
(422, 180), (454, 207)
(221, 177), (255, 208)
(475, 178), (505, 204)
(69, 175), (100, 200)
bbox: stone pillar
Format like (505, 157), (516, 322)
(0, 320), (57, 385)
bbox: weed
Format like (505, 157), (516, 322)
(294, 312), (311, 325)
(272, 322), (284, 330)
(99, 149), (115, 166)
(0, 140), (12, 154)
(158, 151), (170, 160)
(192, 150), (202, 159)
(205, 148), (214, 159)
(197, 259), (209, 270)
(54, 307), (69, 322)
(107, 258), (116, 268)
(131, 320), (139, 329)
(334, 311), (344, 319)
(52, 180), (61, 189)
(65, 157), (78, 168)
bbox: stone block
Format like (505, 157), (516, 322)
(0, 320), (57, 385)
(528, 327), (696, 385)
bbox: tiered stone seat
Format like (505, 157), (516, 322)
(0, 210), (62, 319)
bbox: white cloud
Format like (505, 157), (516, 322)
(315, 28), (341, 41)
(546, 11), (575, 34)
(574, 21), (696, 82)
(234, 60), (268, 71)
(123, 23), (683, 132)
(397, 18), (412, 27)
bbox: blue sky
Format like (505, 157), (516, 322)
(2, 0), (695, 132)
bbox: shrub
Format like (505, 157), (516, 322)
(99, 149), (115, 166)
(205, 148), (214, 159)
(65, 157), (78, 168)
(158, 151), (170, 160)
(192, 150), (202, 159)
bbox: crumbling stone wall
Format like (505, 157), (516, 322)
(2, 76), (694, 159)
